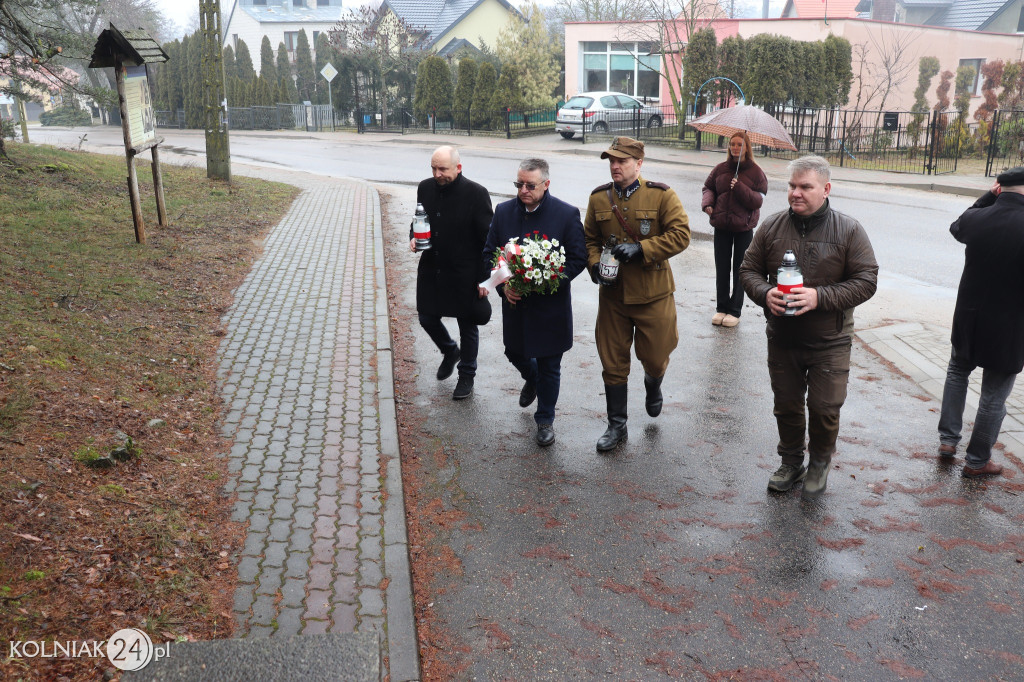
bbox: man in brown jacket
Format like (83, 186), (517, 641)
(739, 155), (878, 499)
(584, 137), (691, 452)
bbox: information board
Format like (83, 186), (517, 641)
(122, 65), (156, 150)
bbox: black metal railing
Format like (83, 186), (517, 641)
(762, 107), (965, 175)
(985, 109), (1024, 176)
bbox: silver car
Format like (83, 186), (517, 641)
(555, 91), (664, 139)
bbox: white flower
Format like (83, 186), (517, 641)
(541, 239), (552, 250)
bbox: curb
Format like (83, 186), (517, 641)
(370, 185), (421, 682)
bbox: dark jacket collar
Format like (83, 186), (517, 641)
(437, 173), (464, 194)
(728, 158), (754, 173)
(517, 191), (549, 214)
(789, 199), (830, 235)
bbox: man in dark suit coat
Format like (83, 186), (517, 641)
(479, 158), (587, 446)
(937, 166), (1024, 477)
(410, 146), (493, 401)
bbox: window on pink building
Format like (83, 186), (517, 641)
(581, 41), (661, 101)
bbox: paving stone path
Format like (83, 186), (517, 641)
(213, 170), (417, 681)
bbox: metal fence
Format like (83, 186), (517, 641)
(155, 103), (336, 132)
(154, 100), (973, 176)
(354, 106), (559, 138)
(560, 104), (685, 144)
(155, 109), (185, 129)
(760, 107), (965, 175)
(985, 109), (1024, 177)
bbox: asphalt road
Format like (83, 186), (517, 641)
(34, 126), (1024, 679)
(383, 198), (1024, 680)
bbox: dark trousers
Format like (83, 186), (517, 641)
(767, 342), (851, 466)
(938, 346), (1018, 468)
(505, 350), (563, 425)
(417, 313), (479, 377)
(714, 229), (753, 317)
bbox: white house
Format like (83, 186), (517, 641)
(222, 0), (347, 72)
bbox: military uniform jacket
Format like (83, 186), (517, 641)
(583, 176), (691, 305)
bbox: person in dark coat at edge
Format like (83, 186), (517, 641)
(409, 145), (493, 401)
(937, 166), (1024, 477)
(701, 131), (769, 328)
(479, 158), (587, 446)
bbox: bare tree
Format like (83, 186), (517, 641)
(549, 0), (661, 21)
(333, 5), (425, 128)
(614, 0), (726, 123)
(846, 27), (919, 143)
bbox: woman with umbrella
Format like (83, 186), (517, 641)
(701, 130), (768, 327)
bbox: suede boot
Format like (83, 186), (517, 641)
(597, 384), (628, 452)
(644, 373), (664, 417)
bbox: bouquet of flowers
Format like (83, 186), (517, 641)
(488, 232), (567, 297)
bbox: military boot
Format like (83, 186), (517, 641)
(644, 373), (664, 417)
(596, 384), (628, 452)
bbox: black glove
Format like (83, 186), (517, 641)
(611, 242), (642, 263)
(590, 264), (601, 284)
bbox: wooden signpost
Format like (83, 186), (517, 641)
(89, 25), (169, 245)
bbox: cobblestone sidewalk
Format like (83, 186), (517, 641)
(215, 169), (417, 681)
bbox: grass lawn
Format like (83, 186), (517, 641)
(0, 142), (299, 680)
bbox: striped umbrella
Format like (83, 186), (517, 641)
(687, 105), (798, 151)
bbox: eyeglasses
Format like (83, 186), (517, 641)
(512, 181), (545, 191)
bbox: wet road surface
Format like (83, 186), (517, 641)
(385, 202), (1024, 680)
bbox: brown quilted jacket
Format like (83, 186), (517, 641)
(739, 201), (878, 349)
(701, 159), (769, 232)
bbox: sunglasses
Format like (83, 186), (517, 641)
(512, 181), (545, 191)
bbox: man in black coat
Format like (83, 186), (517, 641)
(937, 166), (1024, 477)
(479, 158), (587, 446)
(410, 146), (493, 400)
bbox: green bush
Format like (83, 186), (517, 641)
(39, 106), (92, 127)
(1, 117), (15, 139)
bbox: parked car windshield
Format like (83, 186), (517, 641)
(563, 96), (594, 109)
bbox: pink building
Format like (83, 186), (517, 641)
(564, 17), (1024, 117)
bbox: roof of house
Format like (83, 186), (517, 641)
(927, 0), (1016, 29)
(380, 0), (521, 48)
(780, 0), (865, 18)
(435, 37), (481, 57)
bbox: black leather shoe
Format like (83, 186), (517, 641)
(536, 423), (555, 447)
(519, 381), (537, 408)
(452, 375), (473, 400)
(436, 345), (460, 380)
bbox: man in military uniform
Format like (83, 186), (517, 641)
(584, 137), (691, 452)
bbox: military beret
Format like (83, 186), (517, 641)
(997, 166), (1024, 188)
